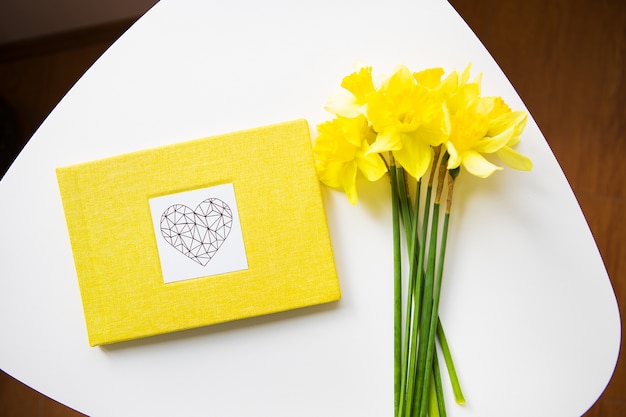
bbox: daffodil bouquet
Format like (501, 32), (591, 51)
(313, 64), (531, 417)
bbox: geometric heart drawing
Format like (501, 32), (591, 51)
(160, 198), (233, 266)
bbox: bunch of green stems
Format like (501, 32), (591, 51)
(390, 146), (465, 417)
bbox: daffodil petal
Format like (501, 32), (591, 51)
(475, 126), (514, 154)
(367, 129), (403, 154)
(462, 151), (502, 178)
(506, 133), (523, 147)
(496, 146), (533, 171)
(388, 65), (415, 89)
(415, 108), (450, 146)
(339, 162), (359, 205)
(356, 143), (388, 181)
(446, 140), (461, 169)
(325, 90), (361, 118)
(393, 137), (433, 180)
(482, 96), (512, 118)
(460, 63), (472, 84)
(438, 70), (458, 96)
(488, 111), (527, 137)
(317, 161), (344, 188)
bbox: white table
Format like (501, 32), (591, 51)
(0, 0), (620, 416)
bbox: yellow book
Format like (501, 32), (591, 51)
(57, 119), (340, 346)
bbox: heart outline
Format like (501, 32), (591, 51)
(160, 198), (233, 266)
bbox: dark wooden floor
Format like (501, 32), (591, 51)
(1, 0), (624, 415)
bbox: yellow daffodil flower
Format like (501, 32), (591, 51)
(485, 97), (532, 171)
(366, 65), (449, 180)
(438, 64), (482, 115)
(314, 115), (388, 205)
(445, 96), (532, 177)
(325, 66), (376, 118)
(413, 67), (445, 90)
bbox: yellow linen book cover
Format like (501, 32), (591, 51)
(56, 119), (340, 346)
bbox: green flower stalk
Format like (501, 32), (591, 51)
(437, 318), (465, 405)
(390, 156), (403, 416)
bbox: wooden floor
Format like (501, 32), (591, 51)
(1, 0), (624, 415)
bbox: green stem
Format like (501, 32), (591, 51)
(433, 351), (446, 417)
(417, 153), (449, 417)
(437, 319), (465, 405)
(415, 200), (440, 417)
(390, 158), (402, 417)
(398, 178), (422, 417)
(437, 168), (464, 405)
(404, 184), (431, 417)
(428, 369), (440, 417)
(397, 167), (414, 246)
(419, 187), (453, 417)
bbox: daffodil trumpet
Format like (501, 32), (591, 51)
(313, 63), (531, 417)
